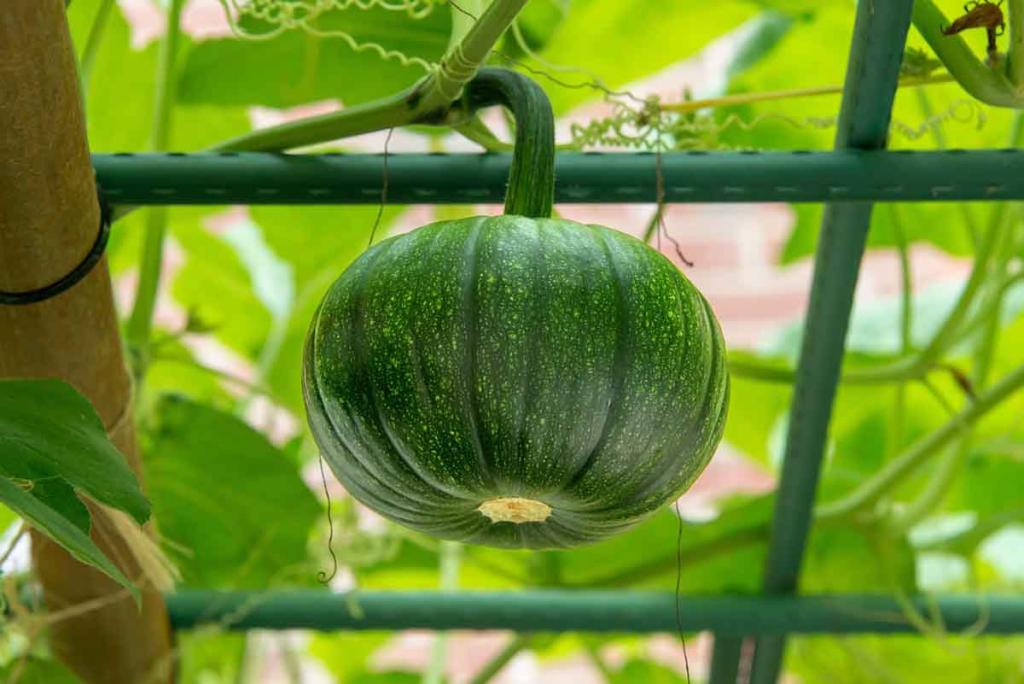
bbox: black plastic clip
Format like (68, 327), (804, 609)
(0, 191), (112, 306)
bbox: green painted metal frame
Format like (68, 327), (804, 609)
(165, 591), (1024, 635)
(710, 3), (917, 684)
(95, 150), (1024, 205)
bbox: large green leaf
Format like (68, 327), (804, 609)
(174, 632), (246, 684)
(535, 0), (757, 112)
(779, 202), (979, 265)
(252, 205), (404, 414)
(0, 380), (149, 524)
(545, 495), (774, 592)
(609, 660), (685, 684)
(178, 5), (451, 108)
(171, 209), (275, 361)
(143, 395), (321, 587)
(309, 632), (398, 683)
(0, 657), (81, 684)
(70, 5), (250, 151)
(789, 634), (1024, 684)
(724, 353), (792, 466)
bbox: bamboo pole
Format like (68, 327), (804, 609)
(0, 2), (172, 682)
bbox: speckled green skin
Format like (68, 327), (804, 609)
(303, 216), (729, 549)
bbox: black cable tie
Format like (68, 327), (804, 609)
(0, 189), (112, 306)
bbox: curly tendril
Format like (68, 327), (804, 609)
(216, 0), (441, 70)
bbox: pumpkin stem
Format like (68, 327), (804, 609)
(477, 497), (552, 524)
(463, 68), (555, 219)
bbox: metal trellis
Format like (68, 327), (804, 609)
(89, 2), (1023, 682)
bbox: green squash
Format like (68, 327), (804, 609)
(303, 69), (728, 548)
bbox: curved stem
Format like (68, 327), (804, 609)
(817, 361), (1024, 521)
(78, 0), (116, 89)
(212, 0), (529, 153)
(660, 73), (954, 114)
(728, 354), (917, 385)
(423, 541), (461, 684)
(467, 634), (530, 684)
(912, 0), (1022, 107)
(125, 0), (184, 349)
(463, 69), (554, 218)
(1008, 0), (1024, 86)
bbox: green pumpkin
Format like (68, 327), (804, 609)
(303, 215), (728, 548)
(303, 68), (728, 549)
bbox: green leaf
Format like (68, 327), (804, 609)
(251, 205), (404, 414)
(779, 203), (977, 265)
(0, 477), (132, 594)
(178, 5), (451, 108)
(724, 11), (795, 81)
(171, 208), (274, 361)
(789, 634), (1024, 684)
(802, 526), (916, 593)
(0, 379), (149, 524)
(535, 1), (757, 112)
(174, 632), (246, 684)
(309, 632), (392, 682)
(0, 657), (81, 684)
(548, 495), (774, 592)
(609, 659), (685, 684)
(724, 353), (792, 466)
(143, 395), (321, 587)
(74, 6), (250, 151)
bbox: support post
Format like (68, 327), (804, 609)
(0, 2), (172, 682)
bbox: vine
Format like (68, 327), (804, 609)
(216, 0), (441, 69)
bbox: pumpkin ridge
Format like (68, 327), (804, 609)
(625, 275), (718, 505)
(308, 328), (432, 517)
(513, 219), (543, 494)
(354, 238), (477, 502)
(562, 226), (631, 497)
(624, 291), (727, 511)
(460, 219), (498, 491)
(309, 305), (468, 515)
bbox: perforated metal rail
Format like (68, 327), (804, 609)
(95, 149), (1024, 205)
(121, 2), (1020, 682)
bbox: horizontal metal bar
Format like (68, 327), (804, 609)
(94, 150), (1024, 206)
(165, 591), (1024, 635)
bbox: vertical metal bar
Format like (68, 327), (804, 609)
(708, 636), (744, 684)
(708, 1), (915, 682)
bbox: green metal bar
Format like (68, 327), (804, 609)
(708, 636), (744, 684)
(164, 591), (1024, 635)
(93, 150), (1024, 206)
(741, 2), (915, 683)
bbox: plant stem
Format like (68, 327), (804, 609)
(890, 205), (912, 455)
(727, 354), (917, 385)
(212, 0), (529, 153)
(659, 73), (954, 114)
(125, 0), (184, 350)
(0, 524), (26, 568)
(467, 634), (530, 684)
(78, 0), (116, 89)
(464, 69), (555, 218)
(892, 207), (914, 358)
(912, 0), (1022, 107)
(1008, 0), (1024, 87)
(586, 644), (615, 681)
(817, 361), (1024, 521)
(423, 541), (461, 684)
